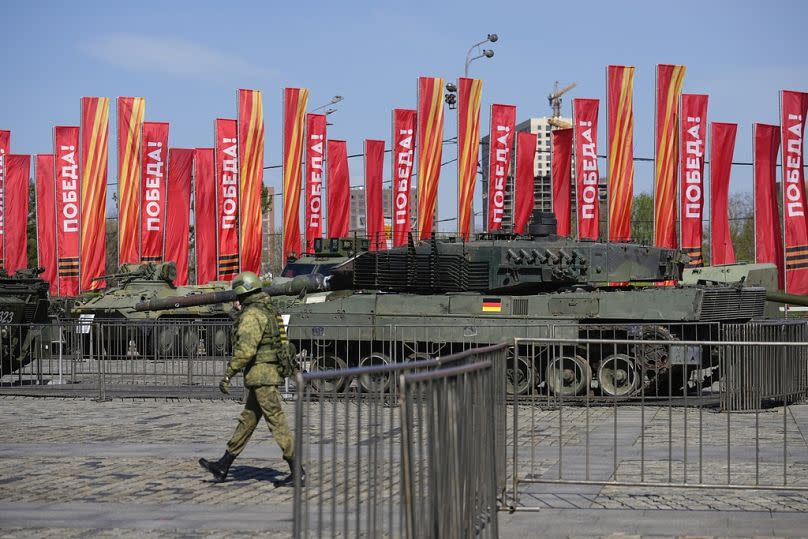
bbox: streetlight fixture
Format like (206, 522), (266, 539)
(464, 33), (498, 76)
(312, 95), (344, 113)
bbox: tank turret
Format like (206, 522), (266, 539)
(0, 267), (51, 375)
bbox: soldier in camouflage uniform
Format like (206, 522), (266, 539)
(199, 271), (302, 484)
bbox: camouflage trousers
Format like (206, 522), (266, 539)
(226, 385), (294, 460)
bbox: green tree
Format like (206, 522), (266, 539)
(631, 193), (654, 244)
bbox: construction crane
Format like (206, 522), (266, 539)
(548, 81), (577, 118)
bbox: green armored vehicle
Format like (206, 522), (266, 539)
(0, 267), (51, 375)
(278, 236), (369, 291)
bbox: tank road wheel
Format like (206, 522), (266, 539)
(183, 328), (201, 356)
(155, 326), (180, 357)
(359, 352), (392, 393)
(633, 326), (673, 372)
(205, 326), (231, 358)
(598, 353), (641, 397)
(505, 349), (533, 395)
(546, 354), (591, 396)
(309, 353), (348, 393)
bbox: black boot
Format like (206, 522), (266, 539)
(276, 456), (305, 487)
(199, 451), (236, 483)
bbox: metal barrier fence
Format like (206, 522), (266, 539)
(508, 327), (808, 509)
(292, 342), (508, 538)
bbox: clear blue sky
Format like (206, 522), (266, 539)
(2, 0), (807, 231)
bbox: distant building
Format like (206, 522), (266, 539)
(348, 186), (419, 237)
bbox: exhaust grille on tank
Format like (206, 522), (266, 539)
(698, 287), (766, 321)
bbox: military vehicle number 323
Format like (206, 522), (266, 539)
(0, 311), (15, 323)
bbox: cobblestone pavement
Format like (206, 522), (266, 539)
(2, 396), (808, 537)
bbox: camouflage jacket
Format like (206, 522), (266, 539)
(225, 293), (285, 387)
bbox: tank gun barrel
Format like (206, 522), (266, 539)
(765, 289), (808, 307)
(134, 274), (329, 312)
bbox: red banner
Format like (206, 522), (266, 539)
(416, 76), (445, 239)
(753, 123), (783, 287)
(781, 90), (808, 294)
(457, 78), (483, 240)
(392, 109), (416, 246)
(194, 148), (217, 285)
(710, 122), (737, 265)
(283, 88), (309, 260)
(514, 132), (537, 234)
(305, 113), (326, 253)
(365, 139), (385, 250)
(215, 118), (239, 280)
(4, 155), (29, 273)
(54, 126), (81, 296)
(80, 97), (109, 291)
(238, 89), (263, 274)
(654, 64), (686, 248)
(0, 130), (10, 270)
(679, 94), (708, 267)
(607, 65), (635, 242)
(552, 128), (573, 236)
(573, 98), (600, 240)
(140, 121), (169, 263)
(35, 154), (57, 289)
(327, 140), (350, 238)
(165, 148), (193, 285)
(487, 104), (516, 231)
(117, 97), (144, 265)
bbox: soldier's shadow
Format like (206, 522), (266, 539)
(226, 465), (289, 483)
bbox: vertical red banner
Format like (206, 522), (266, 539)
(283, 88), (309, 261)
(654, 64), (686, 248)
(552, 128), (573, 236)
(117, 96), (145, 265)
(573, 98), (600, 240)
(487, 104), (516, 231)
(35, 154), (57, 288)
(4, 155), (30, 273)
(514, 132), (537, 234)
(365, 139), (385, 250)
(0, 130), (10, 270)
(194, 148), (217, 285)
(753, 123), (783, 287)
(710, 122), (737, 265)
(679, 94), (708, 267)
(165, 149), (193, 285)
(215, 118), (239, 280)
(457, 77), (483, 240)
(238, 89), (264, 274)
(140, 121), (169, 263)
(54, 126), (81, 296)
(80, 97), (109, 291)
(416, 76), (445, 239)
(305, 113), (326, 253)
(392, 109), (416, 246)
(327, 140), (350, 238)
(606, 65), (635, 242)
(781, 90), (808, 294)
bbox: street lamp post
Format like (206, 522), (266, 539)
(311, 95), (344, 113)
(464, 33), (497, 77)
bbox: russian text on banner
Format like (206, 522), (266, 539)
(607, 65), (635, 242)
(54, 126), (81, 296)
(780, 90), (808, 294)
(679, 94), (708, 267)
(487, 103), (516, 232)
(215, 118), (239, 280)
(365, 139), (386, 250)
(457, 77), (482, 240)
(416, 77), (445, 239)
(654, 64), (686, 248)
(305, 113), (326, 253)
(79, 97), (109, 291)
(392, 109), (416, 247)
(552, 128), (573, 236)
(140, 121), (169, 263)
(194, 148), (217, 285)
(283, 88), (309, 261)
(710, 122), (737, 265)
(753, 123), (783, 287)
(117, 97), (144, 265)
(165, 148), (193, 285)
(35, 154), (57, 289)
(238, 89), (264, 274)
(327, 140), (350, 238)
(514, 131), (537, 234)
(4, 154), (30, 273)
(573, 98), (600, 240)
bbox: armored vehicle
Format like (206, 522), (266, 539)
(279, 236), (369, 291)
(0, 267), (51, 375)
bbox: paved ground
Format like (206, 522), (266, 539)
(1, 396), (808, 538)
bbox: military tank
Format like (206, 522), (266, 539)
(0, 267), (51, 375)
(137, 212), (779, 397)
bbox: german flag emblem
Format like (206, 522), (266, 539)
(482, 298), (502, 313)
